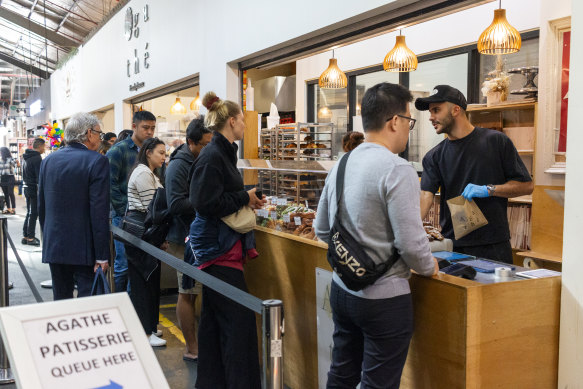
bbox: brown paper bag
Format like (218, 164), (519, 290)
(446, 196), (489, 240)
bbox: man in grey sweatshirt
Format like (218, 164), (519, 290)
(315, 82), (438, 389)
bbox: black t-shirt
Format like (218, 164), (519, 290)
(420, 127), (531, 247)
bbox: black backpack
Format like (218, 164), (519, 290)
(143, 187), (172, 247)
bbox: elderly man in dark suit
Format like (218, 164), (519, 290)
(39, 112), (110, 300)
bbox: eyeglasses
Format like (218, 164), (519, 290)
(387, 115), (416, 131)
(89, 128), (104, 140)
(396, 115), (416, 131)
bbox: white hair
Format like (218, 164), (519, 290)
(64, 112), (100, 144)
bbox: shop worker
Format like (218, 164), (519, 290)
(107, 110), (156, 292)
(165, 116), (212, 363)
(417, 85), (533, 264)
(315, 82), (438, 389)
(39, 112), (110, 300)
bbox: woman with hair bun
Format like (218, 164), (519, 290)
(342, 131), (365, 152)
(188, 91), (265, 388)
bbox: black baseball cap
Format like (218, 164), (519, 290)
(414, 85), (467, 111)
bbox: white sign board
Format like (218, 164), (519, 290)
(0, 293), (169, 389)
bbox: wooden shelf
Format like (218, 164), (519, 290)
(517, 150), (534, 155)
(509, 195), (532, 204)
(516, 250), (562, 263)
(467, 101), (536, 112)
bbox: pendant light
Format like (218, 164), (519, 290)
(318, 50), (347, 89)
(190, 92), (202, 111)
(383, 31), (418, 72)
(477, 0), (521, 55)
(170, 93), (187, 115)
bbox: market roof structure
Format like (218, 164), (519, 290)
(0, 0), (127, 104)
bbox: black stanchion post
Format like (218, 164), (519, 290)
(0, 217), (15, 384)
(262, 299), (284, 389)
(108, 231), (115, 293)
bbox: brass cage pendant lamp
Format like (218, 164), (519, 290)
(319, 50), (347, 89)
(477, 1), (521, 55)
(383, 32), (418, 72)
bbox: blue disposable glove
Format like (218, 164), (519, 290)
(461, 183), (489, 201)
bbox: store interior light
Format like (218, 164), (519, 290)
(383, 31), (418, 72)
(190, 92), (202, 111)
(170, 94), (187, 115)
(319, 50), (347, 89)
(477, 1), (521, 55)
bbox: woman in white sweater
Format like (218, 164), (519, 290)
(124, 137), (167, 347)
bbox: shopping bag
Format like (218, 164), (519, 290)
(446, 195), (488, 240)
(90, 267), (111, 296)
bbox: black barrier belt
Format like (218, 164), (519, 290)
(110, 225), (263, 314)
(6, 233), (44, 303)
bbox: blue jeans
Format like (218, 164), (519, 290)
(112, 215), (129, 292)
(327, 282), (414, 389)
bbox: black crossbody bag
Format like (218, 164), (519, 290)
(326, 151), (400, 291)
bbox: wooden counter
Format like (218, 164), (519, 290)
(246, 227), (561, 389)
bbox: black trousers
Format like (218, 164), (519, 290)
(327, 282), (414, 389)
(196, 265), (261, 389)
(23, 187), (38, 238)
(0, 182), (15, 209)
(454, 240), (513, 264)
(49, 263), (94, 300)
(126, 246), (161, 334)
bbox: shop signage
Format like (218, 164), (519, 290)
(126, 3), (151, 90)
(0, 294), (169, 389)
(129, 82), (145, 92)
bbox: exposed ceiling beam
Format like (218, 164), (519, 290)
(8, 0), (88, 36)
(0, 52), (50, 79)
(27, 0), (40, 19)
(0, 6), (79, 49)
(0, 39), (57, 67)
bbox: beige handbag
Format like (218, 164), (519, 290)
(221, 206), (256, 233)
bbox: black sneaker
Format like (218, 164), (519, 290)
(21, 238), (28, 245)
(28, 238), (41, 246)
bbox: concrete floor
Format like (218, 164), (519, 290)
(1, 192), (197, 388)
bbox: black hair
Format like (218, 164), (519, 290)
(32, 138), (46, 150)
(361, 82), (413, 132)
(115, 129), (133, 143)
(134, 137), (165, 178)
(132, 110), (156, 124)
(0, 147), (10, 161)
(186, 115), (212, 144)
(103, 132), (117, 142)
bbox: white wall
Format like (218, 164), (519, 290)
(559, 0), (583, 386)
(50, 0), (396, 130)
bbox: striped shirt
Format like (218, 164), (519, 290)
(0, 158), (16, 176)
(127, 164), (162, 212)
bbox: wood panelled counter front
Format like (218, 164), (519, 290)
(246, 227), (561, 389)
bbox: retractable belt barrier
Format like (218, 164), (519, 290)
(110, 225), (264, 314)
(111, 225), (284, 388)
(0, 218), (283, 388)
(5, 233), (44, 304)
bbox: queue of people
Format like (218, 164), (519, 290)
(26, 80), (532, 389)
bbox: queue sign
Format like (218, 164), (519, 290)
(0, 294), (169, 389)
